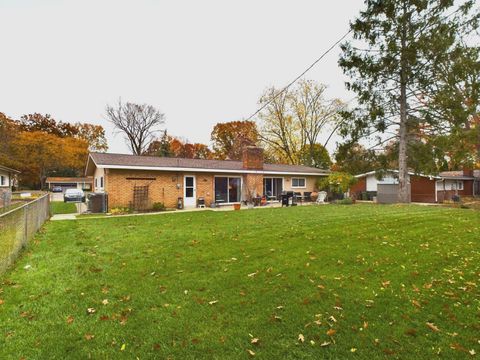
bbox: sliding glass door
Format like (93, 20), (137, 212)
(263, 178), (283, 199)
(215, 177), (241, 203)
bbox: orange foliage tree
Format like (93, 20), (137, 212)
(13, 131), (88, 189)
(210, 120), (259, 160)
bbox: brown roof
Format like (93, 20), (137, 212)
(88, 152), (329, 175)
(46, 177), (93, 183)
(439, 170), (480, 179)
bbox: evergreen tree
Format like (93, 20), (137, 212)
(339, 0), (479, 202)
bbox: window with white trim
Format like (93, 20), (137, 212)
(291, 177), (306, 188)
(100, 177), (104, 188)
(456, 181), (464, 190)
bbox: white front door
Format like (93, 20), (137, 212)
(184, 175), (196, 208)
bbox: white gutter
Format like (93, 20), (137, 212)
(94, 164), (327, 176)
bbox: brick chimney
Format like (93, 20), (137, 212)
(242, 146), (264, 170)
(463, 168), (474, 177)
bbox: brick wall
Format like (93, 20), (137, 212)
(106, 169), (215, 209)
(243, 174), (263, 199)
(242, 147), (264, 170)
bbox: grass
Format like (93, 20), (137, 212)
(50, 201), (78, 215)
(0, 204), (479, 359)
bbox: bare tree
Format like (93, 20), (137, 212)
(106, 99), (165, 155)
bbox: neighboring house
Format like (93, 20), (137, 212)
(436, 170), (480, 202)
(85, 147), (329, 210)
(46, 177), (93, 191)
(351, 169), (479, 203)
(0, 165), (20, 194)
(351, 170), (441, 203)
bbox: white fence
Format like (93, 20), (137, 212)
(0, 194), (50, 274)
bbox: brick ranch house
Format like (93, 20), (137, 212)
(350, 169), (479, 203)
(85, 147), (329, 210)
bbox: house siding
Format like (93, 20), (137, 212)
(436, 179), (474, 202)
(411, 176), (436, 203)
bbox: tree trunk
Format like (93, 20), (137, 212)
(398, 3), (410, 203)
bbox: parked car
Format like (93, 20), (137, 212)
(64, 189), (85, 203)
(52, 186), (63, 193)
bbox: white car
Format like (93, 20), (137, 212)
(64, 189), (85, 203)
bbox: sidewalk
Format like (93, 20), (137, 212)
(50, 202), (315, 221)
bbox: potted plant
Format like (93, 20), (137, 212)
(233, 203), (241, 210)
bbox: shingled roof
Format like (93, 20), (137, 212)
(439, 170), (480, 179)
(87, 152), (329, 175)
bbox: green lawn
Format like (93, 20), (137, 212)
(0, 205), (478, 359)
(50, 201), (78, 214)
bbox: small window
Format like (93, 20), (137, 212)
(100, 177), (104, 188)
(457, 181), (464, 190)
(0, 175), (5, 186)
(292, 178), (306, 188)
(95, 178), (98, 187)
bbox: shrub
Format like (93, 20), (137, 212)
(334, 197), (353, 205)
(152, 202), (166, 212)
(110, 207), (131, 215)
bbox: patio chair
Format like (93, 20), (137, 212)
(303, 192), (312, 202)
(265, 191), (277, 202)
(316, 191), (327, 204)
(294, 192), (303, 204)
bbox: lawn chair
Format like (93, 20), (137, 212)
(316, 191), (327, 204)
(265, 191), (277, 202)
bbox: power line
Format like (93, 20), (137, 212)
(245, 29), (353, 121)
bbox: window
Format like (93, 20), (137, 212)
(100, 177), (104, 188)
(95, 178), (98, 187)
(214, 177), (241, 203)
(291, 177), (306, 188)
(457, 181), (464, 190)
(0, 175), (5, 186)
(263, 178), (283, 198)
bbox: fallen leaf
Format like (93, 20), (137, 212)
(326, 329), (336, 337)
(298, 334), (305, 343)
(84, 333), (94, 340)
(320, 341), (331, 347)
(251, 338), (259, 345)
(102, 299), (109, 305)
(247, 349), (255, 356)
(426, 322), (440, 332)
(208, 300), (218, 305)
(120, 343), (126, 351)
(351, 348), (357, 352)
(469, 349), (476, 356)
(0, 299), (4, 305)
(66, 315), (74, 324)
(363, 321), (368, 329)
(412, 300), (421, 308)
(87, 308), (96, 314)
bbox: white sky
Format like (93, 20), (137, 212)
(0, 0), (364, 155)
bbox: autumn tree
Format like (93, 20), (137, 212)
(258, 80), (344, 167)
(334, 142), (380, 175)
(13, 131), (88, 188)
(18, 113), (108, 151)
(339, 0), (479, 202)
(143, 130), (173, 157)
(0, 113), (19, 167)
(106, 99), (165, 155)
(210, 120), (259, 160)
